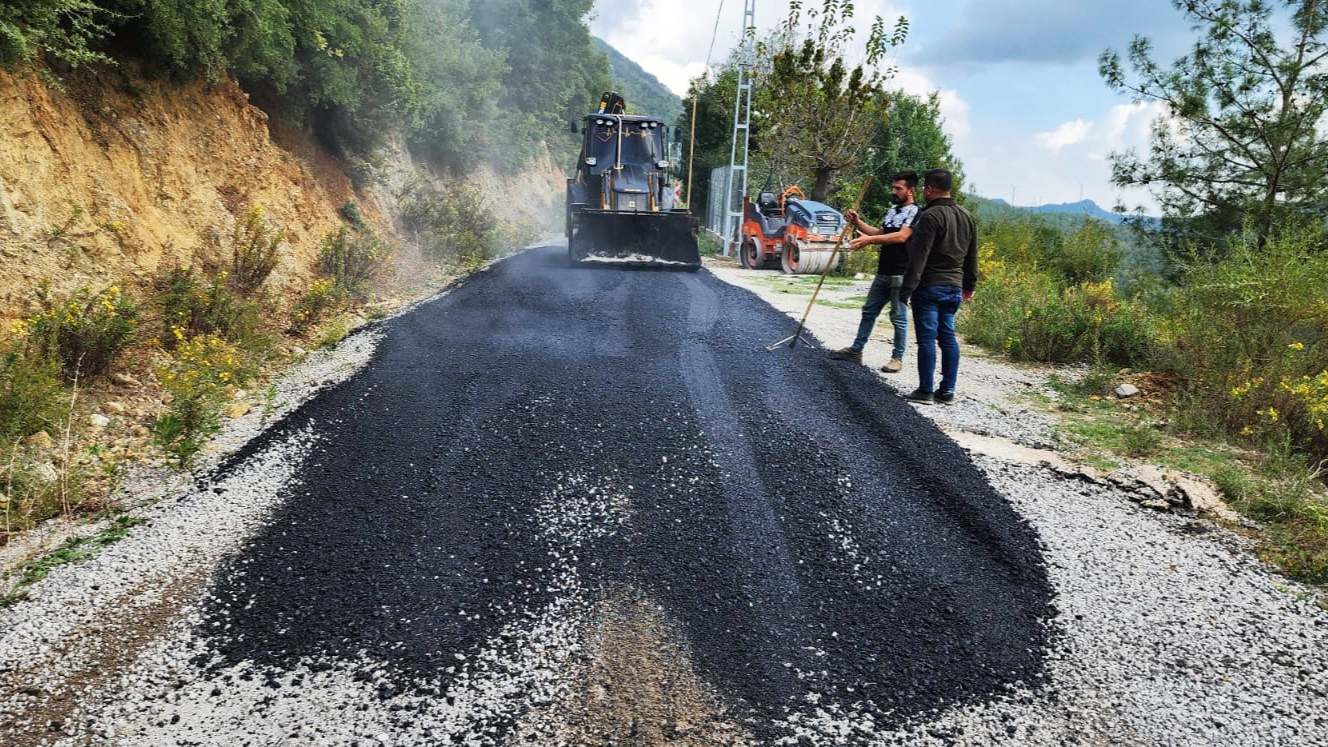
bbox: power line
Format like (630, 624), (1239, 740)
(686, 0), (727, 208)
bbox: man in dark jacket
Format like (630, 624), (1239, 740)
(899, 168), (977, 404)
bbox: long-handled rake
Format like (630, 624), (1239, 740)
(766, 177), (873, 351)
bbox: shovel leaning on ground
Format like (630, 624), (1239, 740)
(766, 177), (873, 351)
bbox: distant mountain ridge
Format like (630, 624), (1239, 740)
(592, 37), (683, 125)
(986, 198), (1125, 224)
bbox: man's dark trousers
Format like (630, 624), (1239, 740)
(912, 284), (962, 394)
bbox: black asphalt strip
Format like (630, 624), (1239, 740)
(198, 246), (1055, 739)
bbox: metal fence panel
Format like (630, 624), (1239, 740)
(707, 166), (730, 234)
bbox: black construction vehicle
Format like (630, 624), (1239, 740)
(566, 92), (700, 269)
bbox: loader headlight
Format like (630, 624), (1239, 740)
(585, 157), (598, 166)
(656, 160), (670, 169)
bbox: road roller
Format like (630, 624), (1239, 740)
(739, 186), (847, 274)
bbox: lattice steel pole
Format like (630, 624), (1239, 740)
(720, 0), (756, 257)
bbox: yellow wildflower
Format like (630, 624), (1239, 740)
(1289, 341), (1305, 351)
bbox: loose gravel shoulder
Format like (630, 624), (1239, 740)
(0, 248), (1323, 746)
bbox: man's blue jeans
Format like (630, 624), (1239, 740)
(912, 284), (963, 394)
(851, 274), (908, 359)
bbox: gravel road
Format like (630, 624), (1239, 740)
(0, 245), (1325, 746)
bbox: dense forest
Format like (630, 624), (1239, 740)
(0, 0), (611, 170)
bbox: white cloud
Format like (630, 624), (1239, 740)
(1104, 101), (1161, 148)
(1035, 119), (1094, 151)
(593, 0), (911, 96)
(891, 67), (972, 140)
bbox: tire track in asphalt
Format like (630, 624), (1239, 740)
(658, 270), (1054, 738)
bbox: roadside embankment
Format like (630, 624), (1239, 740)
(0, 62), (564, 584)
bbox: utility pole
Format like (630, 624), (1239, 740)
(721, 0), (756, 257)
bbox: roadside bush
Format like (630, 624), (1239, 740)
(229, 205), (283, 296)
(289, 278), (341, 336)
(1, 456), (74, 537)
(317, 227), (390, 299)
(1173, 232), (1328, 460)
(28, 286), (138, 381)
(1056, 220), (1122, 284)
(153, 334), (254, 464)
(962, 242), (1157, 366)
(400, 180), (504, 265)
(0, 337), (66, 443)
(157, 267), (260, 351)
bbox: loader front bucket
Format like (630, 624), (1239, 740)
(569, 210), (701, 270)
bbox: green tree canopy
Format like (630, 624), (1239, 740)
(754, 0), (908, 201)
(0, 0), (609, 171)
(1100, 0), (1328, 249)
(678, 66), (740, 215)
(858, 91), (964, 221)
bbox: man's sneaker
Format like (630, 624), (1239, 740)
(934, 390), (956, 404)
(905, 388), (934, 404)
(829, 347), (863, 363)
(881, 358), (904, 373)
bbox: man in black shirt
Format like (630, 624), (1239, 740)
(899, 168), (978, 404)
(829, 171), (919, 373)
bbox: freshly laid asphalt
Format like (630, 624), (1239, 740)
(200, 246), (1054, 738)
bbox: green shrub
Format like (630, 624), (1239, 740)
(340, 201), (368, 232)
(29, 286), (138, 382)
(1170, 232), (1328, 460)
(316, 227), (390, 299)
(962, 241), (1156, 367)
(0, 339), (66, 443)
(1055, 220), (1122, 284)
(400, 180), (504, 264)
(229, 205), (283, 296)
(289, 278), (341, 336)
(0, 456), (74, 536)
(698, 232), (722, 258)
(317, 316), (351, 349)
(153, 334), (254, 464)
(157, 267), (260, 350)
(1121, 422), (1163, 458)
(0, 1), (112, 72)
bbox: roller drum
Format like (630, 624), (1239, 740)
(780, 239), (841, 275)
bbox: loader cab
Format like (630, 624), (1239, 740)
(565, 100), (700, 268)
(577, 115), (669, 179)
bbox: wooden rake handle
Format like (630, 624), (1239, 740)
(787, 177), (874, 346)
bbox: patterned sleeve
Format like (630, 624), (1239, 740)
(898, 204), (920, 228)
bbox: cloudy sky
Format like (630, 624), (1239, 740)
(589, 0), (1195, 213)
